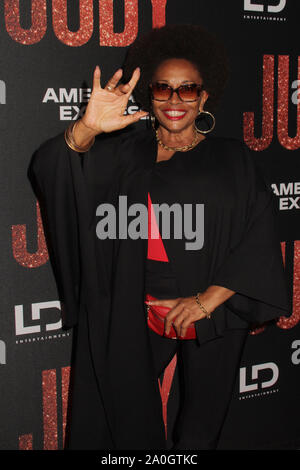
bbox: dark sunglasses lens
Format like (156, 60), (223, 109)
(151, 83), (171, 100)
(178, 85), (199, 101)
(151, 83), (201, 101)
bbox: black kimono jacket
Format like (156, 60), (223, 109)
(28, 127), (290, 450)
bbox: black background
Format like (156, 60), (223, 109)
(0, 0), (299, 450)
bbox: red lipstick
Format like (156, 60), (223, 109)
(162, 109), (187, 120)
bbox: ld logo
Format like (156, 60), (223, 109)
(14, 301), (62, 336)
(244, 0), (286, 13)
(240, 362), (279, 393)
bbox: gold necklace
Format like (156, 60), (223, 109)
(156, 129), (199, 152)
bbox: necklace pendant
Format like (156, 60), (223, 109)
(156, 129), (199, 152)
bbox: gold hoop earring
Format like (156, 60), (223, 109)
(194, 110), (215, 134)
(150, 112), (158, 131)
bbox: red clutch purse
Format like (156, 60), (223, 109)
(145, 293), (196, 340)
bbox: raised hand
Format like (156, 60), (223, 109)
(73, 66), (148, 147)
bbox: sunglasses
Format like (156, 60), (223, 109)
(149, 82), (204, 102)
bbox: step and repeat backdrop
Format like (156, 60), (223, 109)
(0, 0), (299, 450)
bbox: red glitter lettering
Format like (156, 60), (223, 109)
(277, 56), (300, 150)
(277, 240), (300, 329)
(243, 55), (274, 151)
(42, 369), (58, 450)
(4, 0), (167, 47)
(151, 0), (167, 28)
(19, 433), (33, 450)
(52, 0), (94, 47)
(11, 200), (49, 268)
(4, 0), (46, 45)
(251, 241), (300, 335)
(61, 366), (71, 447)
(99, 0), (138, 47)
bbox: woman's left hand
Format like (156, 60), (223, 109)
(145, 295), (211, 338)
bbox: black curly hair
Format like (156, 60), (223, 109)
(122, 24), (229, 114)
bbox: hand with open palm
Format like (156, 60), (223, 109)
(73, 66), (148, 147)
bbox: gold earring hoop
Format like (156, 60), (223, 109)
(194, 110), (215, 134)
(150, 112), (158, 131)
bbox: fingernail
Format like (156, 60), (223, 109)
(145, 300), (152, 305)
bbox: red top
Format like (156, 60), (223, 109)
(147, 192), (169, 262)
(146, 193), (197, 340)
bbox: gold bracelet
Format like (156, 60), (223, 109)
(195, 292), (211, 319)
(64, 121), (95, 153)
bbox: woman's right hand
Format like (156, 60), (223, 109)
(73, 66), (148, 147)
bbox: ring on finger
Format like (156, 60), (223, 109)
(106, 84), (114, 91)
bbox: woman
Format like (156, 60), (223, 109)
(29, 25), (289, 450)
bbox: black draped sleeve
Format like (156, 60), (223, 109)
(211, 140), (290, 325)
(28, 130), (127, 328)
(28, 132), (83, 327)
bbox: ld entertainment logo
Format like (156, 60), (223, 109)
(239, 362), (279, 399)
(244, 0), (287, 21)
(244, 0), (286, 12)
(14, 301), (71, 344)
